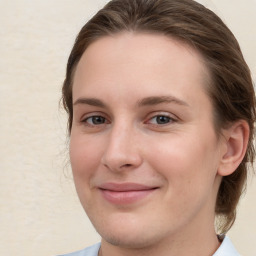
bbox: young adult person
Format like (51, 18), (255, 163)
(59, 0), (255, 255)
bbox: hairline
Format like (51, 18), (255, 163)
(69, 29), (225, 138)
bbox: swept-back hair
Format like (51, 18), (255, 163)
(62, 0), (255, 233)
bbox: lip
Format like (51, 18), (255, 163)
(98, 182), (158, 205)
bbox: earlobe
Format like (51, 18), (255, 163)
(218, 120), (249, 176)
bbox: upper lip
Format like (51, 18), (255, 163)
(99, 182), (158, 192)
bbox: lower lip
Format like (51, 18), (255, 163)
(100, 189), (156, 205)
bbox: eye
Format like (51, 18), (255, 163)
(83, 115), (107, 125)
(153, 116), (171, 124)
(147, 115), (176, 125)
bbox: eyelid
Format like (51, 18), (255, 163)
(145, 112), (178, 125)
(81, 111), (108, 121)
(80, 112), (111, 126)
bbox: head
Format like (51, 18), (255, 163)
(62, 0), (255, 236)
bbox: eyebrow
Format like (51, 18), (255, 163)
(73, 98), (106, 108)
(137, 96), (189, 107)
(73, 95), (189, 108)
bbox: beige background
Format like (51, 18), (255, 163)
(0, 0), (255, 255)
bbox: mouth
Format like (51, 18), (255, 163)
(98, 182), (159, 205)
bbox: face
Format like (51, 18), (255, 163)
(70, 32), (225, 249)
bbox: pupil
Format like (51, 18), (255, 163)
(157, 116), (169, 124)
(93, 116), (104, 124)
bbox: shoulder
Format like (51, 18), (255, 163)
(213, 236), (240, 256)
(57, 243), (101, 256)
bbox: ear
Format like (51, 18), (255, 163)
(218, 120), (249, 176)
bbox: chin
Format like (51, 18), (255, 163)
(103, 233), (148, 249)
(100, 229), (161, 249)
(91, 214), (170, 249)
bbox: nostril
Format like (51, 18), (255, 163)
(101, 151), (143, 172)
(121, 163), (132, 168)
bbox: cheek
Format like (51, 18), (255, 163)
(147, 137), (219, 223)
(69, 135), (105, 212)
(69, 135), (102, 183)
(146, 132), (219, 193)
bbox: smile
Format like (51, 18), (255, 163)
(98, 183), (159, 205)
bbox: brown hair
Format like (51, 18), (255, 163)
(62, 0), (255, 233)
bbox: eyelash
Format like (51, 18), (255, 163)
(146, 115), (176, 125)
(81, 115), (109, 126)
(81, 113), (177, 128)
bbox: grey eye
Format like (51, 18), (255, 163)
(87, 116), (106, 125)
(154, 116), (171, 124)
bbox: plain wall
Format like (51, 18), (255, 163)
(0, 1), (255, 255)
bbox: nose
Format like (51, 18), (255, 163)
(101, 123), (143, 172)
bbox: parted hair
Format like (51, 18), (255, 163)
(62, 0), (255, 233)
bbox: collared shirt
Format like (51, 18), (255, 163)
(58, 243), (100, 256)
(213, 236), (240, 256)
(59, 236), (240, 256)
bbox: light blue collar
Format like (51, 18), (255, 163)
(213, 236), (240, 256)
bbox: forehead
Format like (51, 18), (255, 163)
(73, 32), (211, 106)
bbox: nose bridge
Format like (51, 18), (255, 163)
(101, 118), (142, 170)
(109, 121), (131, 151)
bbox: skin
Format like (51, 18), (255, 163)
(69, 32), (247, 256)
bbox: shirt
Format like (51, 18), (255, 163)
(59, 236), (240, 256)
(213, 236), (240, 256)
